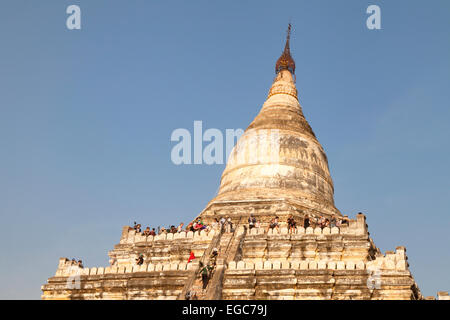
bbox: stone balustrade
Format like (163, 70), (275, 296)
(54, 258), (83, 276)
(247, 226), (341, 236)
(437, 291), (450, 300)
(55, 258), (195, 277)
(108, 227), (217, 268)
(245, 213), (368, 237)
(120, 227), (217, 245)
(365, 246), (409, 271)
(227, 257), (408, 272)
(119, 218), (366, 244)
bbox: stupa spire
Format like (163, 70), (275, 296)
(275, 23), (295, 74)
(205, 23), (340, 218)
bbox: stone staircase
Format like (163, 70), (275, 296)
(189, 277), (207, 300)
(178, 219), (248, 300)
(205, 221), (248, 300)
(178, 226), (224, 300)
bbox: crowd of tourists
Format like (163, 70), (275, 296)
(131, 221), (185, 236)
(247, 213), (351, 233)
(131, 212), (352, 244)
(128, 212), (355, 299)
(131, 215), (237, 239)
(130, 213), (353, 275)
(302, 214), (350, 229)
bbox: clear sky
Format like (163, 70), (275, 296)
(0, 0), (449, 299)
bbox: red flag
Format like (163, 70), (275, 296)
(187, 251), (196, 263)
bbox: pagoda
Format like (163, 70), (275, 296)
(42, 25), (447, 300)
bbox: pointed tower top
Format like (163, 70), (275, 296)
(275, 23), (296, 74)
(203, 23), (340, 219)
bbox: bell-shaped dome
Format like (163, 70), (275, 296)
(207, 26), (340, 217)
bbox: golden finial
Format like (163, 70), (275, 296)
(275, 23), (295, 74)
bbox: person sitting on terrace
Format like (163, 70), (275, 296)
(303, 214), (311, 228)
(159, 227), (167, 234)
(330, 215), (337, 228)
(199, 218), (207, 230)
(149, 228), (156, 236)
(192, 221), (200, 231)
(341, 215), (349, 225)
(287, 215), (296, 233)
(170, 225), (177, 233)
(71, 258), (77, 265)
(313, 216), (320, 228)
(193, 218), (207, 231)
(248, 214), (256, 229)
(143, 227), (151, 236)
(136, 254), (144, 266)
(135, 224), (142, 233)
(318, 216), (326, 229)
(185, 222), (193, 232)
(267, 216), (280, 232)
(77, 260), (84, 268)
(255, 220), (261, 229)
(177, 223), (184, 233)
(320, 216), (330, 229)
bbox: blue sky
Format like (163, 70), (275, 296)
(0, 0), (449, 299)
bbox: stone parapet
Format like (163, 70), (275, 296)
(108, 226), (217, 267)
(223, 264), (416, 300)
(119, 227), (217, 245)
(437, 291), (450, 300)
(227, 258), (409, 272)
(53, 258), (195, 277)
(42, 259), (193, 300)
(43, 217), (424, 300)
